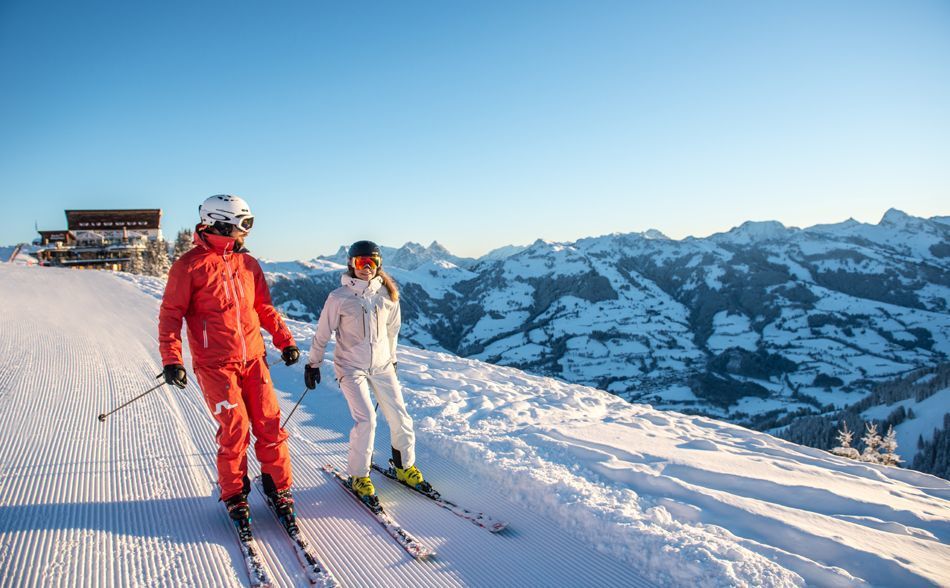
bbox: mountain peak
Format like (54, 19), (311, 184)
(428, 241), (452, 255)
(712, 220), (790, 243)
(643, 229), (670, 240)
(880, 208), (913, 226)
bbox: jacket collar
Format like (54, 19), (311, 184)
(193, 224), (247, 256)
(341, 273), (382, 296)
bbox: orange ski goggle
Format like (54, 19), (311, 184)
(351, 256), (380, 271)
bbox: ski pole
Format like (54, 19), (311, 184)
(281, 388), (310, 429)
(97, 374), (166, 422)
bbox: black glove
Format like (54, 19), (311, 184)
(163, 364), (188, 389)
(304, 365), (321, 390)
(281, 345), (300, 366)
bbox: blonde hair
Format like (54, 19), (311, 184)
(378, 269), (400, 302)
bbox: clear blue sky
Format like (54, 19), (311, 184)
(1, 0), (948, 260)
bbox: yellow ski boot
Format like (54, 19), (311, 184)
(395, 464), (434, 494)
(348, 475), (380, 511)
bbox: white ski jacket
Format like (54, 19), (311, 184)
(308, 274), (401, 378)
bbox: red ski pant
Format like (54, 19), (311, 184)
(194, 356), (293, 500)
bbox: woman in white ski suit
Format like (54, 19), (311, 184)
(306, 241), (424, 493)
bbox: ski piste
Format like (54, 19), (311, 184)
(252, 477), (340, 587)
(322, 464), (435, 560)
(228, 510), (275, 588)
(371, 461), (509, 533)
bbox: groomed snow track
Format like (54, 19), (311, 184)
(0, 265), (651, 587)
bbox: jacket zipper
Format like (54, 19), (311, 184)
(364, 303), (373, 368)
(203, 319), (208, 348)
(361, 305), (367, 340)
(223, 256), (247, 363)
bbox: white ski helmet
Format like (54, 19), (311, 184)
(199, 194), (254, 231)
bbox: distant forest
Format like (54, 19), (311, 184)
(776, 363), (950, 480)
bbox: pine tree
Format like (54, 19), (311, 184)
(171, 228), (192, 263)
(861, 422), (883, 464)
(147, 239), (170, 277)
(142, 241), (157, 276)
(128, 247), (145, 275)
(141, 243), (155, 276)
(831, 420), (860, 460)
(880, 425), (901, 466)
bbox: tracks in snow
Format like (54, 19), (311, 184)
(0, 266), (648, 587)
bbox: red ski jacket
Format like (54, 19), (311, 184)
(159, 226), (295, 368)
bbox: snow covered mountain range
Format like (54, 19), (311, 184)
(1, 264), (947, 587)
(264, 209), (950, 432)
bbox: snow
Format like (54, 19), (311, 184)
(260, 258), (346, 278)
(387, 260), (476, 301)
(711, 220), (793, 245)
(803, 209), (946, 262)
(862, 388), (950, 462)
(477, 244), (529, 262)
(1, 264), (949, 587)
(0, 244), (39, 265)
(707, 311), (760, 353)
(0, 265), (642, 588)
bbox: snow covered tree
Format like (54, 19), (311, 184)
(880, 425), (902, 466)
(831, 421), (860, 460)
(860, 422), (883, 464)
(170, 228), (192, 263)
(144, 239), (171, 277)
(128, 247), (145, 275)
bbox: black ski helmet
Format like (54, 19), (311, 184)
(348, 240), (382, 267)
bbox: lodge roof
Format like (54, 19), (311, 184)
(65, 209), (162, 231)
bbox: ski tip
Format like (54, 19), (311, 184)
(409, 544), (436, 560)
(489, 522), (509, 533)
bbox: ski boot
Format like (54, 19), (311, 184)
(261, 474), (297, 527)
(348, 475), (381, 512)
(266, 488), (295, 517)
(225, 493), (251, 520)
(395, 464), (435, 495)
(224, 493), (252, 540)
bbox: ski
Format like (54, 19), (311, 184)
(252, 477), (339, 587)
(322, 464), (435, 559)
(371, 461), (508, 533)
(228, 512), (275, 588)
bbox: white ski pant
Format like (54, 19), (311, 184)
(339, 367), (415, 478)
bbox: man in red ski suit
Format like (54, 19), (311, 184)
(158, 195), (300, 521)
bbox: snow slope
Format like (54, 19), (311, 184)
(1, 264), (948, 587)
(862, 387), (950, 463)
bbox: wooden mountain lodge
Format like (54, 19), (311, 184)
(34, 209), (164, 270)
